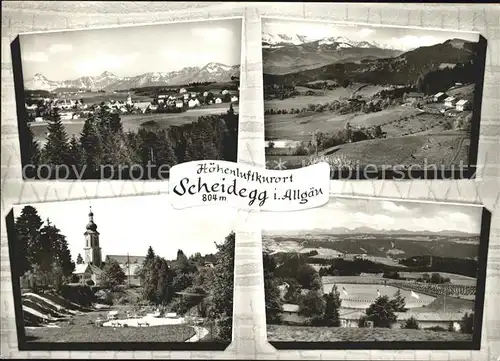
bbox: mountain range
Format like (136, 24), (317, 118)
(263, 38), (480, 85)
(263, 226), (478, 238)
(24, 62), (240, 92)
(262, 33), (404, 74)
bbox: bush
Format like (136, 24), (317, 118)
(460, 312), (474, 334)
(428, 326), (447, 332)
(358, 315), (369, 328)
(403, 316), (420, 330)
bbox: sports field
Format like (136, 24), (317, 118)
(323, 283), (435, 309)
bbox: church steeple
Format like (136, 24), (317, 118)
(83, 206), (102, 267)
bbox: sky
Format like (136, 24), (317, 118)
(20, 18), (242, 81)
(260, 197), (482, 235)
(262, 18), (479, 51)
(13, 194), (237, 263)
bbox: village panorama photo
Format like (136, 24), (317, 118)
(12, 18), (242, 180)
(7, 194), (236, 350)
(262, 18), (486, 179)
(261, 196), (489, 349)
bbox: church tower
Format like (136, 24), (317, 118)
(83, 206), (102, 267)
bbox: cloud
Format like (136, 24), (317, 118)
(74, 53), (138, 76)
(23, 51), (48, 63)
(190, 27), (234, 42)
(358, 28), (376, 38)
(388, 35), (439, 51)
(48, 43), (73, 53)
(379, 201), (412, 214)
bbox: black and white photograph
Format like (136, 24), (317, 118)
(262, 18), (486, 179)
(262, 196), (489, 349)
(6, 195), (236, 350)
(12, 18), (242, 180)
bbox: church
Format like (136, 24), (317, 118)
(72, 207), (145, 287)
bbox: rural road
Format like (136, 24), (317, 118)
(185, 326), (209, 342)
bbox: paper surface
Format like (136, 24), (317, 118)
(169, 160), (331, 211)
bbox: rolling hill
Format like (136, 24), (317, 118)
(263, 36), (403, 74)
(263, 38), (481, 86)
(24, 62), (240, 91)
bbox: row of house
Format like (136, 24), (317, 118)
(278, 302), (465, 331)
(406, 91), (472, 112)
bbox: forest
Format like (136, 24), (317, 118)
(19, 104), (239, 179)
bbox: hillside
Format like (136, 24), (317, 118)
(263, 38), (481, 87)
(24, 63), (240, 91)
(263, 38), (402, 75)
(263, 233), (480, 261)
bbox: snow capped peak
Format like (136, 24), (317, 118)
(99, 71), (117, 78)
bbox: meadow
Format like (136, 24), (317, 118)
(30, 104), (239, 144)
(266, 325), (473, 342)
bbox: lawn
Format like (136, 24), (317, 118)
(267, 325), (473, 342)
(25, 324), (196, 343)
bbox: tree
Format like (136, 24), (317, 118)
(42, 107), (71, 165)
(299, 290), (325, 318)
(99, 259), (126, 289)
(403, 316), (420, 330)
(460, 312), (474, 334)
(365, 295), (398, 328)
(323, 285), (342, 326)
(390, 289), (407, 312)
(53, 232), (75, 278)
(68, 135), (83, 168)
(14, 205), (44, 276)
(207, 232), (235, 341)
(263, 253), (283, 324)
(80, 117), (102, 171)
(296, 264), (320, 290)
(76, 254), (84, 265)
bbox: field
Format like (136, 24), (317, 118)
(266, 324), (472, 342)
(30, 104), (238, 144)
(264, 78), (474, 172)
(322, 283), (435, 309)
(266, 130), (470, 170)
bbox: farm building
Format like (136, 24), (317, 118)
(392, 312), (464, 331)
(60, 112), (75, 120)
(230, 95), (239, 103)
(444, 96), (457, 108)
(433, 92), (447, 102)
(183, 93), (190, 101)
(188, 98), (200, 108)
(406, 92), (425, 103)
(72, 263), (103, 286)
(215, 97), (222, 104)
(456, 99), (471, 112)
(339, 309), (368, 328)
(175, 100), (184, 108)
(179, 88), (187, 94)
(221, 89), (229, 95)
(190, 92), (197, 98)
(279, 303), (304, 324)
(203, 91), (209, 97)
